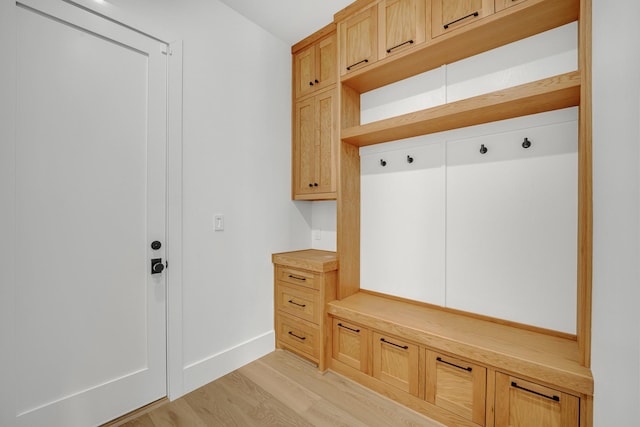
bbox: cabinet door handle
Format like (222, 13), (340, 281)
(380, 337), (408, 350)
(346, 58), (369, 71)
(288, 331), (306, 341)
(436, 356), (472, 372)
(288, 299), (306, 308)
(444, 11), (479, 29)
(511, 381), (560, 402)
(288, 274), (306, 281)
(338, 323), (360, 333)
(386, 39), (414, 53)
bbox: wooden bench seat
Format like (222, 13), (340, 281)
(327, 291), (593, 396)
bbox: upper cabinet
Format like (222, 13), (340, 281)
(294, 32), (337, 99)
(378, 0), (427, 60)
(339, 2), (378, 76)
(432, 0), (494, 37)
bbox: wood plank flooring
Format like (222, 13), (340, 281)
(117, 350), (444, 426)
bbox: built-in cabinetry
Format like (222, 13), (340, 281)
(292, 25), (339, 200)
(272, 250), (337, 370)
(328, 293), (590, 427)
(285, 0), (592, 424)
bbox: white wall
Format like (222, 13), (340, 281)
(0, 1), (16, 425)
(591, 0), (640, 424)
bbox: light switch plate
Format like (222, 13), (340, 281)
(214, 214), (224, 231)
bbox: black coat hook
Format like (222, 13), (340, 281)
(380, 159), (387, 167)
(407, 155), (414, 164)
(480, 144), (488, 154)
(522, 137), (532, 149)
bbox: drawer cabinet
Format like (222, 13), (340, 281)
(273, 250), (337, 370)
(425, 350), (487, 426)
(495, 373), (580, 427)
(372, 331), (420, 395)
(332, 318), (369, 373)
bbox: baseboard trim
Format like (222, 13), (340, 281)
(182, 331), (275, 396)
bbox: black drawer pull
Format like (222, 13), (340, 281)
(444, 11), (479, 29)
(436, 357), (472, 372)
(288, 274), (306, 281)
(380, 338), (408, 350)
(386, 39), (414, 53)
(288, 299), (306, 308)
(346, 58), (369, 71)
(511, 381), (560, 402)
(288, 331), (306, 341)
(338, 323), (360, 333)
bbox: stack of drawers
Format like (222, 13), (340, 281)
(272, 249), (337, 370)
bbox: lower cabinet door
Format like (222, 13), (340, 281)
(495, 373), (579, 427)
(332, 318), (369, 373)
(372, 331), (419, 395)
(425, 351), (487, 426)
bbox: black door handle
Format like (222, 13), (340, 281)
(151, 258), (165, 274)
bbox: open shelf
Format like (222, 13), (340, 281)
(341, 71), (581, 147)
(340, 0), (579, 94)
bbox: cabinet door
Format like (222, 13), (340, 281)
(432, 0), (494, 37)
(495, 373), (579, 427)
(372, 331), (419, 395)
(340, 4), (378, 75)
(315, 34), (337, 92)
(332, 319), (369, 373)
(294, 44), (316, 99)
(314, 89), (337, 195)
(495, 0), (527, 12)
(379, 0), (427, 59)
(425, 351), (486, 426)
(293, 97), (316, 196)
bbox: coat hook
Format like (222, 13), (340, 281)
(522, 137), (532, 149)
(407, 155), (414, 164)
(380, 159), (387, 167)
(479, 144), (488, 154)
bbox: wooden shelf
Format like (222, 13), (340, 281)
(328, 292), (594, 396)
(341, 71), (581, 147)
(340, 0), (579, 93)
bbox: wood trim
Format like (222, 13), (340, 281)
(577, 0), (593, 369)
(342, 71), (581, 146)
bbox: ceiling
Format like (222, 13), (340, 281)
(217, 0), (353, 46)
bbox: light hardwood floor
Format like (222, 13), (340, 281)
(116, 350), (444, 426)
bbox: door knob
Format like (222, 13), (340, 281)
(151, 258), (165, 274)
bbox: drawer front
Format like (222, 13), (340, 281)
(277, 266), (319, 290)
(332, 318), (369, 373)
(495, 373), (579, 427)
(372, 331), (420, 396)
(426, 351), (487, 426)
(276, 283), (320, 324)
(276, 313), (320, 359)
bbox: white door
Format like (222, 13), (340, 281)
(14, 1), (168, 425)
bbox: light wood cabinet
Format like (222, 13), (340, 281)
(339, 2), (378, 75)
(495, 373), (580, 427)
(292, 87), (337, 200)
(495, 0), (527, 13)
(332, 318), (369, 373)
(425, 350), (487, 426)
(431, 0), (494, 38)
(378, 0), (427, 60)
(372, 331), (420, 395)
(273, 250), (337, 370)
(294, 32), (337, 99)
